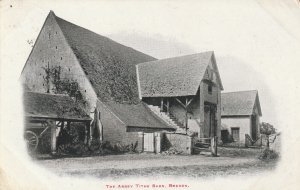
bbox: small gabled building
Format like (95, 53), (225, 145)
(137, 52), (224, 139)
(221, 90), (262, 144)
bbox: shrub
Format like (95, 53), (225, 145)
(36, 122), (139, 156)
(260, 122), (276, 149)
(258, 148), (279, 161)
(109, 141), (138, 153)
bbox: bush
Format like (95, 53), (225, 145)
(258, 148), (279, 161)
(35, 122), (139, 156)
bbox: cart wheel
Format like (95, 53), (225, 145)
(24, 131), (39, 152)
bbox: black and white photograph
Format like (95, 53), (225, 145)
(1, 0), (300, 190)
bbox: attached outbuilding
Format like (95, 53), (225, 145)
(221, 90), (262, 145)
(137, 52), (224, 140)
(23, 91), (92, 154)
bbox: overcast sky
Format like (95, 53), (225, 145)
(1, 0), (300, 130)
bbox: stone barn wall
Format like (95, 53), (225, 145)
(20, 13), (98, 113)
(162, 133), (193, 154)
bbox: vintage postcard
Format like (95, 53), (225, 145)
(1, 0), (300, 190)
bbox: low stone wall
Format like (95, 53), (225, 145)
(162, 133), (193, 154)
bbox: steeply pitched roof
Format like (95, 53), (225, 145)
(53, 12), (156, 104)
(105, 102), (175, 129)
(23, 91), (91, 121)
(137, 51), (223, 97)
(221, 90), (262, 116)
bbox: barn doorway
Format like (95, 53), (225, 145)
(143, 133), (154, 152)
(204, 102), (217, 138)
(251, 115), (257, 140)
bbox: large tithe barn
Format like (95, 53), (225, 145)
(21, 11), (224, 154)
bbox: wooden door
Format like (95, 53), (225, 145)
(204, 107), (211, 138)
(204, 103), (216, 138)
(231, 128), (240, 142)
(143, 133), (154, 152)
(251, 115), (257, 140)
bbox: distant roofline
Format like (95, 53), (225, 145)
(138, 51), (214, 66)
(222, 90), (258, 94)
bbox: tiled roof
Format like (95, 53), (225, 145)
(53, 12), (156, 104)
(137, 51), (223, 97)
(221, 90), (262, 116)
(23, 91), (91, 121)
(48, 12), (174, 128)
(105, 101), (176, 129)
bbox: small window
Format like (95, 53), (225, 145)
(208, 85), (212, 94)
(61, 57), (62, 60)
(56, 46), (57, 49)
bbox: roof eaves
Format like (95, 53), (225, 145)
(255, 92), (262, 116)
(210, 52), (224, 90)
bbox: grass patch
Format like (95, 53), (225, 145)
(218, 147), (262, 158)
(258, 148), (279, 161)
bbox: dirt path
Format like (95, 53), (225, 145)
(36, 153), (259, 173)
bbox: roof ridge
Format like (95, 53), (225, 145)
(54, 14), (156, 60)
(222, 90), (258, 94)
(138, 51), (214, 66)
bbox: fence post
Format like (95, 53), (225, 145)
(155, 132), (161, 154)
(49, 120), (57, 155)
(188, 136), (193, 155)
(245, 134), (248, 148)
(211, 136), (218, 156)
(260, 134), (262, 147)
(138, 132), (144, 153)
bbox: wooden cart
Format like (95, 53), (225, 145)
(24, 120), (50, 152)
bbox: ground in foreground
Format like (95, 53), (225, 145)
(34, 147), (278, 179)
